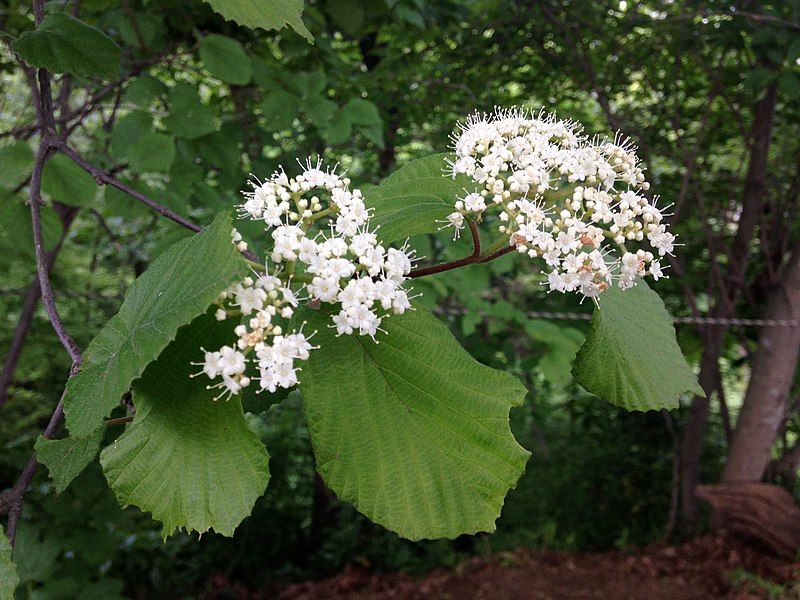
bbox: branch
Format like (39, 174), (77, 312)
(55, 141), (202, 233)
(478, 244), (516, 263)
(0, 214), (76, 408)
(1, 0), (84, 545)
(408, 219), (481, 278)
(29, 144), (83, 365)
(2, 393), (67, 543)
(55, 141), (262, 261)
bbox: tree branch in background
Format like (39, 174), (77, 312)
(1, 0), (84, 545)
(55, 140), (202, 233)
(0, 213), (76, 408)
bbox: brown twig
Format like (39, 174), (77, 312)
(409, 219), (481, 278)
(55, 140), (202, 233)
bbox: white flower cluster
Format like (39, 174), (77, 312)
(196, 159), (417, 400)
(446, 108), (675, 298)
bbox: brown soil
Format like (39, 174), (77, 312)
(207, 535), (800, 600)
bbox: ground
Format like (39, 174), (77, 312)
(205, 535), (800, 599)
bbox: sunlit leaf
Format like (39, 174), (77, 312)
(101, 313), (270, 537)
(301, 307), (530, 540)
(572, 280), (704, 411)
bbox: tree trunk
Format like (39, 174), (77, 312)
(678, 80), (778, 526)
(722, 247), (800, 483)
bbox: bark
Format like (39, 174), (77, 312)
(679, 80), (778, 526)
(722, 247), (800, 483)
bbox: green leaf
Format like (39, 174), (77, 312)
(118, 13), (162, 49)
(35, 428), (104, 494)
(342, 97), (381, 125)
(300, 307), (530, 540)
(100, 313), (270, 537)
(123, 76), (167, 107)
(103, 180), (156, 220)
(63, 212), (247, 437)
(261, 89), (298, 130)
(0, 199), (61, 261)
(301, 95), (337, 126)
(41, 153), (98, 207)
(110, 110), (152, 158)
(322, 108), (352, 144)
(199, 34), (252, 85)
(294, 70), (326, 98)
(572, 280), (703, 411)
(0, 526), (18, 600)
(779, 72), (800, 99)
(163, 84), (218, 140)
(12, 14), (120, 80)
(11, 523), (58, 584)
(364, 153), (470, 243)
(128, 131), (175, 173)
(358, 122), (384, 148)
(0, 141), (34, 190)
(524, 320), (584, 386)
(327, 0), (365, 35)
(203, 0), (312, 41)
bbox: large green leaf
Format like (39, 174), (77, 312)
(101, 313), (270, 538)
(300, 307), (530, 540)
(12, 14), (120, 80)
(0, 142), (34, 191)
(572, 280), (704, 411)
(203, 0), (312, 41)
(199, 34), (252, 85)
(63, 212), (247, 437)
(35, 427), (104, 494)
(41, 153), (98, 207)
(0, 526), (17, 600)
(364, 153), (471, 243)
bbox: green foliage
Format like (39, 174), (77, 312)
(109, 110), (152, 158)
(203, 0), (312, 41)
(524, 320), (584, 386)
(0, 141), (33, 191)
(323, 97), (383, 146)
(11, 523), (59, 585)
(101, 313), (270, 538)
(0, 526), (17, 600)
(11, 14), (120, 80)
(300, 307), (530, 540)
(261, 89), (298, 130)
(3, 0), (794, 592)
(199, 34), (252, 85)
(127, 131), (176, 173)
(365, 154), (471, 243)
(162, 84), (219, 140)
(41, 153), (98, 207)
(35, 427), (104, 494)
(572, 281), (704, 411)
(62, 212), (246, 438)
(0, 199), (60, 261)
